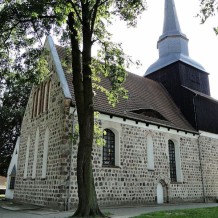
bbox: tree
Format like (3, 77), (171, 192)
(0, 73), (31, 176)
(0, 0), (146, 216)
(199, 0), (218, 33)
(0, 32), (49, 176)
(0, 35), (47, 177)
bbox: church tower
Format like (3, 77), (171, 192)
(144, 0), (212, 130)
(145, 0), (210, 97)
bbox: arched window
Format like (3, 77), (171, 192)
(47, 80), (51, 110)
(24, 135), (30, 179)
(42, 128), (49, 178)
(43, 82), (48, 112)
(147, 134), (154, 170)
(32, 92), (36, 118)
(168, 140), (177, 182)
(34, 90), (38, 117)
(103, 129), (115, 166)
(40, 83), (45, 113)
(32, 127), (40, 179)
(9, 165), (16, 190)
(36, 88), (41, 116)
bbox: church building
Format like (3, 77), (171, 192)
(11, 0), (218, 210)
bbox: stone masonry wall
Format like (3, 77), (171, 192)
(200, 135), (218, 202)
(68, 119), (205, 209)
(15, 77), (218, 209)
(14, 70), (72, 210)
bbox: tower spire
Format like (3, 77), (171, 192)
(162, 0), (182, 37)
(145, 0), (205, 76)
(158, 0), (189, 58)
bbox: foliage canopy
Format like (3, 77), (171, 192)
(0, 0), (146, 216)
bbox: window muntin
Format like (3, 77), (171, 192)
(168, 140), (177, 182)
(103, 129), (115, 166)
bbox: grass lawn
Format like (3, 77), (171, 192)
(133, 207), (218, 218)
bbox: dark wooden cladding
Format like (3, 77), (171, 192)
(146, 61), (210, 97)
(195, 96), (218, 134)
(146, 61), (218, 134)
(179, 87), (197, 129)
(179, 63), (210, 96)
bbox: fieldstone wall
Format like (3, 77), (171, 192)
(14, 73), (218, 210)
(67, 120), (205, 209)
(200, 135), (218, 202)
(14, 71), (72, 210)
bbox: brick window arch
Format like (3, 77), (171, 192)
(103, 129), (115, 166)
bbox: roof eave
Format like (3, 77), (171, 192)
(44, 36), (72, 99)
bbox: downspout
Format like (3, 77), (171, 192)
(66, 107), (76, 211)
(193, 94), (206, 203)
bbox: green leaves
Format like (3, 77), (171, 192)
(199, 0), (217, 21)
(0, 0), (147, 178)
(113, 0), (147, 27)
(198, 0), (218, 34)
(92, 40), (130, 107)
(94, 112), (105, 146)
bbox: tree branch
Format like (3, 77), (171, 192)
(98, 0), (110, 7)
(90, 0), (100, 35)
(90, 0), (110, 35)
(67, 0), (83, 24)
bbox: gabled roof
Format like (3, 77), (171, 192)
(54, 42), (196, 133)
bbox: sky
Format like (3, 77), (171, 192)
(108, 0), (218, 99)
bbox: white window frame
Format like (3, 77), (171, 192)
(42, 128), (50, 178)
(43, 82), (48, 112)
(47, 80), (51, 110)
(36, 89), (41, 115)
(101, 120), (121, 167)
(24, 135), (30, 179)
(32, 127), (40, 179)
(147, 133), (154, 170)
(167, 137), (183, 183)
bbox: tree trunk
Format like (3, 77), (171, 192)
(68, 7), (106, 217)
(72, 117), (106, 217)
